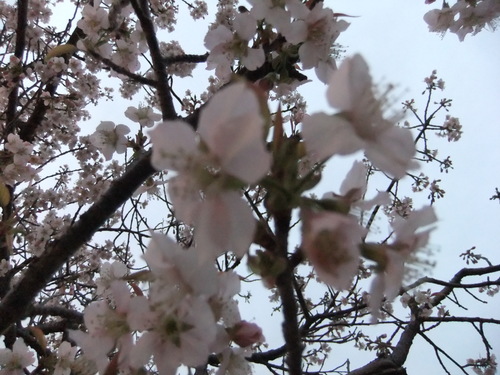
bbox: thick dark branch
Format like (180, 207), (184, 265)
(250, 345), (287, 363)
(0, 152), (155, 334)
(164, 53), (208, 65)
(403, 269), (500, 294)
(390, 316), (420, 366)
(26, 304), (84, 323)
(274, 207), (302, 375)
(423, 316), (500, 324)
(429, 264), (500, 307)
(130, 0), (176, 120)
(348, 358), (406, 375)
(4, 0), (29, 134)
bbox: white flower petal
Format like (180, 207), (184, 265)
(149, 120), (199, 171)
(302, 113), (363, 162)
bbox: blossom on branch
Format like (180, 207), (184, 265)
(205, 12), (265, 80)
(229, 320), (265, 348)
(90, 121), (130, 160)
(301, 209), (366, 290)
(323, 160), (390, 211)
(424, 0), (500, 40)
(281, 2), (349, 80)
(150, 82), (271, 260)
(302, 54), (417, 178)
(366, 206), (438, 318)
(0, 338), (35, 375)
(70, 281), (137, 373)
(125, 105), (162, 127)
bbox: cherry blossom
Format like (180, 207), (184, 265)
(205, 12), (265, 80)
(229, 320), (265, 347)
(367, 206), (437, 318)
(111, 39), (141, 72)
(144, 233), (219, 295)
(53, 342), (78, 375)
(248, 0), (302, 30)
(301, 209), (366, 290)
(217, 347), (254, 375)
(323, 161), (390, 212)
(70, 281), (137, 373)
(423, 6), (455, 35)
(302, 54), (417, 178)
(4, 133), (34, 165)
(77, 3), (110, 36)
(150, 82), (271, 259)
(424, 0), (500, 40)
(129, 294), (220, 375)
(124, 105), (162, 127)
(95, 261), (128, 296)
(280, 2), (349, 79)
(0, 338), (35, 375)
(114, 233), (247, 374)
(89, 121), (130, 160)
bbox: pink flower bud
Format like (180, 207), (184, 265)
(230, 320), (265, 347)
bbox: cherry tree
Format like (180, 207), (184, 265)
(0, 0), (499, 374)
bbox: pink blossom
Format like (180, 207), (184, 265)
(230, 320), (265, 347)
(77, 4), (110, 36)
(5, 134), (33, 165)
(0, 338), (35, 375)
(125, 106), (162, 127)
(70, 281), (137, 373)
(150, 82), (271, 260)
(302, 54), (417, 178)
(323, 161), (390, 211)
(281, 2), (349, 73)
(90, 121), (130, 160)
(368, 207), (437, 318)
(301, 209), (366, 290)
(129, 295), (219, 374)
(205, 13), (265, 80)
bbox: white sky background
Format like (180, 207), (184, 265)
(47, 0), (500, 373)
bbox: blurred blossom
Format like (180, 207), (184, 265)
(149, 82), (271, 260)
(302, 54), (417, 179)
(301, 209), (366, 290)
(0, 338), (35, 375)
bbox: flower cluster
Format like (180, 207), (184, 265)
(424, 0), (500, 40)
(71, 234), (263, 374)
(439, 115), (463, 142)
(205, 0), (348, 83)
(0, 339), (35, 375)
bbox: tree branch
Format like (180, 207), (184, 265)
(130, 0), (176, 120)
(348, 264), (500, 374)
(0, 152), (155, 334)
